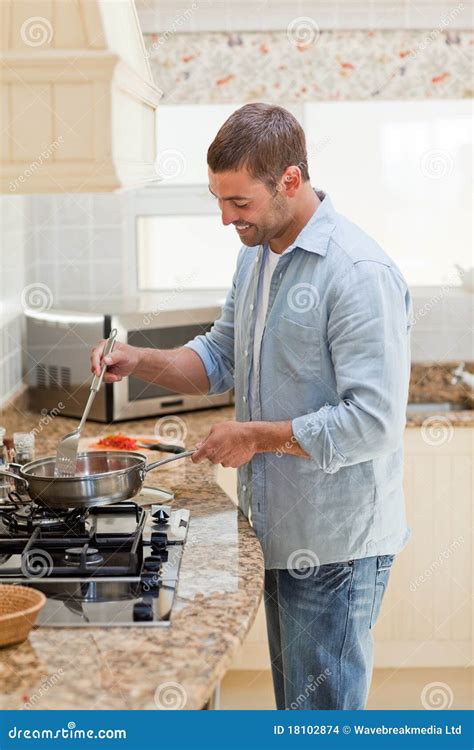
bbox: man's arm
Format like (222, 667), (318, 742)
(90, 340), (210, 394)
(91, 249), (242, 395)
(193, 261), (411, 468)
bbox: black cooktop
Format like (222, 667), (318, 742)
(0, 490), (190, 627)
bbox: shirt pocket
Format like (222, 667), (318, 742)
(272, 315), (321, 381)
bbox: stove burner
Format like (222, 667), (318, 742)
(64, 547), (104, 567)
(4, 504), (87, 536)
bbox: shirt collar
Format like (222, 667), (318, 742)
(283, 189), (336, 258)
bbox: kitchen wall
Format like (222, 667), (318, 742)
(0, 195), (29, 406)
(1, 22), (472, 406)
(27, 193), (131, 308)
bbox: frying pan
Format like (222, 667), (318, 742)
(0, 450), (194, 510)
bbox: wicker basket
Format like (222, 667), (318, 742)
(0, 584), (46, 648)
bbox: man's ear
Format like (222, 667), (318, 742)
(279, 166), (301, 197)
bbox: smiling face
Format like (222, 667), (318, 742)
(208, 167), (293, 247)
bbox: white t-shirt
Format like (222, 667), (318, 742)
(249, 245), (291, 409)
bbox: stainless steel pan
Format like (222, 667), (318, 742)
(0, 450), (194, 510)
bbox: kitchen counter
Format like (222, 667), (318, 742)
(407, 361), (474, 427)
(0, 359), (472, 710)
(0, 398), (264, 710)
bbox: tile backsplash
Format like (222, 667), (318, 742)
(28, 193), (130, 310)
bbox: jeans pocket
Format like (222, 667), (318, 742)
(369, 554), (395, 630)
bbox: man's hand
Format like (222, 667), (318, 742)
(90, 340), (142, 383)
(192, 421), (258, 468)
(191, 419), (310, 467)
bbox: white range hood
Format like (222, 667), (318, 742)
(0, 0), (162, 193)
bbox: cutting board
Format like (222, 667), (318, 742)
(78, 434), (184, 455)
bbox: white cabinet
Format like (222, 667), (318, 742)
(217, 426), (473, 669)
(0, 0), (162, 193)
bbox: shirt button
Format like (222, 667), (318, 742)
(242, 484), (247, 492)
(242, 395), (247, 403)
(250, 304), (254, 311)
(244, 349), (248, 356)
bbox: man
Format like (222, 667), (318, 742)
(91, 103), (412, 710)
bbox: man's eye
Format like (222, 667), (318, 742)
(234, 203), (248, 208)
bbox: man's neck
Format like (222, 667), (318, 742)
(269, 187), (321, 254)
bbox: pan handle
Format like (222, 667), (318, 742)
(143, 450), (195, 475)
(0, 468), (29, 489)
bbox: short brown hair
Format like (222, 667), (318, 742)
(207, 103), (310, 189)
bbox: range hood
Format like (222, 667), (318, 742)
(0, 0), (162, 193)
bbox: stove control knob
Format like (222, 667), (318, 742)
(133, 599), (154, 622)
(143, 555), (162, 572)
(151, 531), (167, 550)
(141, 573), (161, 593)
(152, 508), (170, 525)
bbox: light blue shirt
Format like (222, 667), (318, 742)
(185, 190), (412, 568)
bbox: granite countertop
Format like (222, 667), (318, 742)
(406, 361), (474, 427)
(0, 399), (264, 710)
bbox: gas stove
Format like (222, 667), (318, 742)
(0, 489), (190, 627)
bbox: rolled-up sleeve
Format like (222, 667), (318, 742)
(183, 250), (242, 395)
(292, 260), (412, 473)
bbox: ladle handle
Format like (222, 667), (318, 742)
(91, 328), (117, 392)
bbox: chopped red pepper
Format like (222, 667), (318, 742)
(95, 434), (138, 451)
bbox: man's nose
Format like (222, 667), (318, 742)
(220, 204), (239, 226)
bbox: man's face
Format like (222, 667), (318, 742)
(208, 167), (292, 247)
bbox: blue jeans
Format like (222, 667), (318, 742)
(264, 554), (395, 710)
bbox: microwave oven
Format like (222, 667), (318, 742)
(26, 303), (233, 422)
